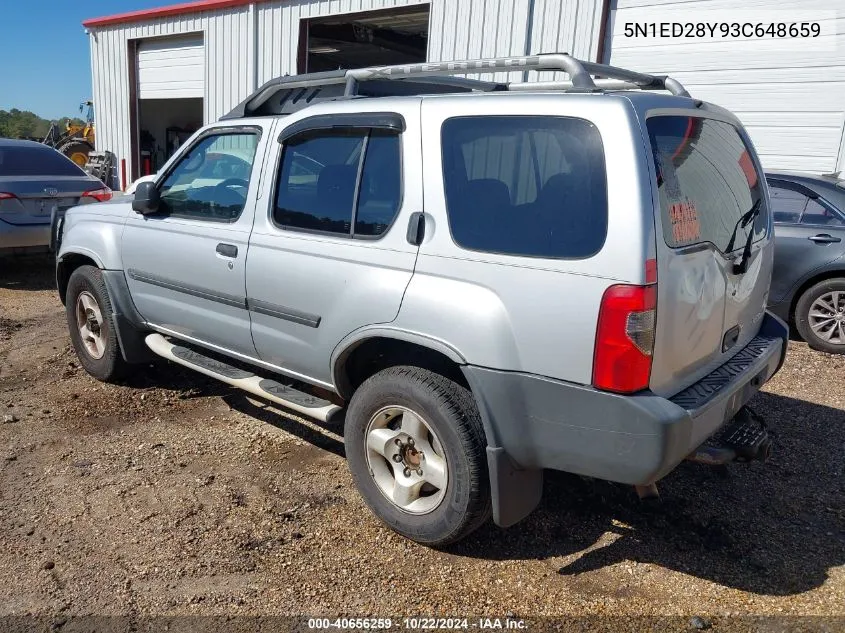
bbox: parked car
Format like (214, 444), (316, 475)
(767, 171), (845, 354)
(53, 55), (788, 545)
(124, 174), (157, 196)
(0, 139), (111, 254)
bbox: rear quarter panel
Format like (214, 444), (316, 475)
(406, 93), (656, 384)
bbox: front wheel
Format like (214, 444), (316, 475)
(794, 279), (845, 355)
(344, 366), (491, 546)
(65, 265), (127, 381)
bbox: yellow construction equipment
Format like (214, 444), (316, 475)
(43, 101), (96, 167)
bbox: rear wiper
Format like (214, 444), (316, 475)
(729, 198), (763, 274)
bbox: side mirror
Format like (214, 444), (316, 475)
(132, 181), (161, 215)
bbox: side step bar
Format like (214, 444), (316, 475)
(144, 333), (343, 423)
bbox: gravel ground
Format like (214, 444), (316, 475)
(0, 256), (843, 631)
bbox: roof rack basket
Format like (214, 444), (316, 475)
(223, 53), (690, 120)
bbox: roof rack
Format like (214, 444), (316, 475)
(222, 53), (690, 120)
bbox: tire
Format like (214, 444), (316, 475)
(65, 265), (127, 381)
(58, 141), (92, 168)
(344, 366), (491, 546)
(794, 278), (845, 355)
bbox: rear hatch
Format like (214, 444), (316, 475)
(645, 114), (772, 398)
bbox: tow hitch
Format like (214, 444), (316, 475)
(686, 406), (773, 466)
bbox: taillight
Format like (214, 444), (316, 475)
(592, 283), (657, 394)
(82, 187), (113, 202)
(0, 192), (17, 200)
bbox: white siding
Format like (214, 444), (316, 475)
(90, 7), (253, 184)
(529, 0), (605, 81)
(137, 35), (204, 99)
(608, 0), (845, 174)
(90, 0), (605, 184)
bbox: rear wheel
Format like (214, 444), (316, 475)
(66, 265), (127, 381)
(59, 141), (92, 168)
(344, 366), (491, 546)
(795, 278), (845, 354)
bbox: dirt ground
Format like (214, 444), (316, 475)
(1, 255), (843, 631)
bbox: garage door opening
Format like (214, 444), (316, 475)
(298, 5), (430, 73)
(138, 97), (203, 175)
(130, 34), (205, 181)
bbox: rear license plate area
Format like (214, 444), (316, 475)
(30, 198), (74, 216)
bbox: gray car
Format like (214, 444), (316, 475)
(53, 55), (788, 545)
(0, 139), (111, 253)
(767, 171), (845, 354)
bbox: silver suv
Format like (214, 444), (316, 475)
(54, 55), (788, 545)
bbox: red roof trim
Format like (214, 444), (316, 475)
(82, 0), (259, 28)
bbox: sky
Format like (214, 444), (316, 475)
(0, 0), (169, 120)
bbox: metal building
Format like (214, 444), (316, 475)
(84, 0), (844, 189)
(83, 0), (607, 187)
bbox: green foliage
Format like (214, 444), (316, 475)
(0, 109), (84, 141)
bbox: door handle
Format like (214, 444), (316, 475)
(216, 243), (238, 257)
(808, 234), (841, 244)
(406, 212), (425, 245)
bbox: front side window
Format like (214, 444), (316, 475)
(648, 116), (766, 253)
(274, 128), (401, 237)
(441, 116), (608, 258)
(159, 131), (259, 221)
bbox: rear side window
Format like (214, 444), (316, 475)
(0, 145), (86, 177)
(274, 129), (401, 238)
(647, 116), (766, 253)
(801, 199), (844, 227)
(441, 116), (608, 259)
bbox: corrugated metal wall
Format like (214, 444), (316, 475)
(89, 7), (254, 182)
(608, 0), (845, 174)
(89, 0), (604, 183)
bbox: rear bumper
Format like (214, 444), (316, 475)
(463, 312), (788, 525)
(0, 217), (50, 251)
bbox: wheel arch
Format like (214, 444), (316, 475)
(788, 265), (845, 323)
(57, 252), (101, 304)
(332, 331), (468, 402)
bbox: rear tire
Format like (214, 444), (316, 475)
(66, 265), (127, 382)
(59, 141), (92, 168)
(344, 366), (491, 546)
(794, 278), (845, 355)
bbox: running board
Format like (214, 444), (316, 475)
(144, 333), (343, 423)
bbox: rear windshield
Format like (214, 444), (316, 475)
(0, 145), (86, 177)
(441, 116), (607, 259)
(647, 116), (766, 253)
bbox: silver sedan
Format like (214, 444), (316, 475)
(0, 139), (111, 254)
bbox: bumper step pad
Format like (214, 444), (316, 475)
(688, 406), (772, 465)
(710, 407), (772, 461)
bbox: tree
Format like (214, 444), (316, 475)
(0, 109), (80, 140)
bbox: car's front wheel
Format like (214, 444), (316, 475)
(65, 265), (127, 381)
(795, 278), (845, 354)
(344, 366), (491, 546)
